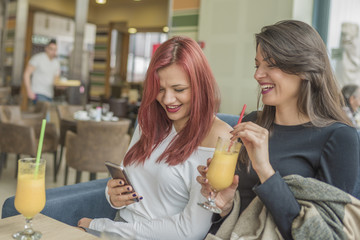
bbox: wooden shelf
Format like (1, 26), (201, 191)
(2, 1), (17, 86)
(89, 24), (110, 98)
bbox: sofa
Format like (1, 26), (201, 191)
(1, 113), (240, 226)
(2, 113), (360, 226)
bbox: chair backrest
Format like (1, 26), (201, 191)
(76, 119), (130, 139)
(65, 119), (131, 172)
(0, 122), (37, 156)
(32, 101), (48, 118)
(56, 105), (83, 146)
(56, 104), (83, 121)
(0, 87), (11, 104)
(216, 113), (239, 127)
(109, 98), (128, 118)
(0, 105), (23, 124)
(21, 102), (49, 124)
(0, 106), (37, 155)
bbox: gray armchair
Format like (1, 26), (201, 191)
(0, 86), (11, 105)
(55, 104), (84, 177)
(0, 105), (59, 181)
(64, 119), (131, 185)
(21, 101), (48, 126)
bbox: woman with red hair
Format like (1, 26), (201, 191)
(78, 36), (232, 239)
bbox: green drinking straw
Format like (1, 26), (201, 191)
(35, 119), (47, 176)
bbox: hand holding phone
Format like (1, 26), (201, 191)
(105, 161), (140, 203)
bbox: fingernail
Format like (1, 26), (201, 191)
(119, 180), (123, 185)
(127, 187), (130, 191)
(139, 197), (143, 200)
(132, 193), (137, 197)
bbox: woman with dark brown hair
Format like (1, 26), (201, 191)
(198, 20), (360, 239)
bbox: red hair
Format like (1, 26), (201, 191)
(123, 36), (220, 166)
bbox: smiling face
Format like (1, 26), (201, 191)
(254, 46), (303, 111)
(156, 64), (192, 131)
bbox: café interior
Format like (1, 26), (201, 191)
(1, 0), (360, 238)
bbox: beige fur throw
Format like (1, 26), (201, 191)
(205, 175), (360, 240)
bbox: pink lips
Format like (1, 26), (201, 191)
(261, 88), (273, 94)
(260, 83), (275, 95)
(166, 105), (181, 113)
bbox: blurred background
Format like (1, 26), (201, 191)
(0, 0), (358, 114)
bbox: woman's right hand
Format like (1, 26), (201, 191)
(196, 158), (239, 217)
(231, 121), (275, 183)
(107, 179), (140, 207)
(27, 90), (36, 100)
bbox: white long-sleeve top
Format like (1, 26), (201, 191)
(90, 125), (214, 239)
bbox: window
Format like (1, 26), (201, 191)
(127, 32), (167, 82)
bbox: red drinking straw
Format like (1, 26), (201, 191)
(227, 104), (247, 152)
(238, 104), (247, 125)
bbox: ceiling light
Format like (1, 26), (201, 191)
(96, 0), (106, 4)
(163, 26), (169, 33)
(128, 28), (137, 34)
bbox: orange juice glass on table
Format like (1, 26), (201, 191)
(198, 137), (241, 213)
(13, 158), (46, 240)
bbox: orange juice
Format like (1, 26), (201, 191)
(207, 150), (239, 191)
(14, 174), (46, 219)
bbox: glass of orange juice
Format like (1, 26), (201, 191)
(198, 137), (241, 213)
(13, 158), (46, 240)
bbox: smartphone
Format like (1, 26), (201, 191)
(105, 161), (139, 202)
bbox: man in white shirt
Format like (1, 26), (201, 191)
(23, 39), (60, 103)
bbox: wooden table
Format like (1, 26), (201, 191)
(0, 214), (99, 240)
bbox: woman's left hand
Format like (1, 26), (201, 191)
(196, 159), (238, 217)
(78, 217), (92, 229)
(231, 121), (275, 183)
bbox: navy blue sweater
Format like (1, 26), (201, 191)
(212, 111), (360, 240)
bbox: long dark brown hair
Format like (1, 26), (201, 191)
(239, 20), (352, 166)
